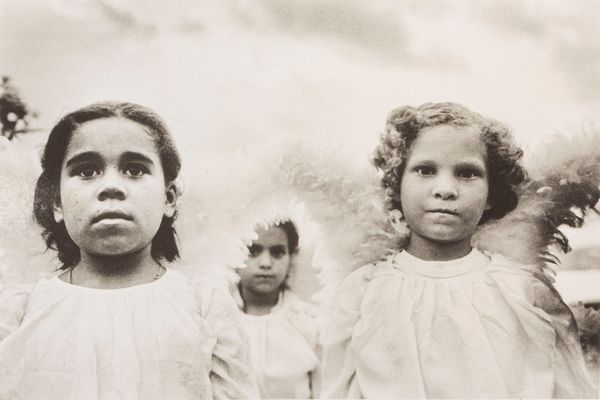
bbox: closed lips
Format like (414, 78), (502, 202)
(92, 211), (132, 223)
(429, 209), (458, 215)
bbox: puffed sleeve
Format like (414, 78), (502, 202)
(193, 278), (259, 399)
(531, 271), (597, 398)
(0, 284), (33, 341)
(321, 265), (373, 399)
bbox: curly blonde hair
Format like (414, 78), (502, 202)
(372, 102), (526, 224)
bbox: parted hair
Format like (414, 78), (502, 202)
(33, 101), (182, 269)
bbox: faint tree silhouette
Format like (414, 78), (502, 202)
(0, 76), (38, 140)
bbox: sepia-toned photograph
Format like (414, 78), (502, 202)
(1, 0), (599, 398)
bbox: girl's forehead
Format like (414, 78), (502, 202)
(409, 124), (486, 162)
(66, 118), (158, 158)
(254, 226), (288, 246)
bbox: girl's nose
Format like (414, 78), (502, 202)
(97, 169), (127, 201)
(432, 173), (458, 200)
(258, 252), (273, 269)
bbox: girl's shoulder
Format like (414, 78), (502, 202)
(189, 275), (237, 318)
(282, 291), (321, 325)
(0, 280), (36, 297)
(0, 281), (36, 296)
(331, 254), (398, 310)
(484, 251), (556, 287)
(0, 283), (36, 339)
(340, 252), (397, 288)
(0, 282), (37, 309)
(486, 252), (594, 395)
(483, 251), (574, 321)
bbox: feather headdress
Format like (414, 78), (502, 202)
(174, 136), (396, 303)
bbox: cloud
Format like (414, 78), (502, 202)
(16, 1), (466, 68)
(238, 1), (408, 55)
(550, 15), (600, 101)
(1, 0), (598, 152)
(45, 0), (206, 35)
(95, 1), (157, 34)
(474, 1), (547, 37)
(227, 0), (467, 68)
(474, 0), (600, 101)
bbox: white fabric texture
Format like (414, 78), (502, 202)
(0, 269), (258, 400)
(321, 249), (595, 399)
(238, 290), (320, 399)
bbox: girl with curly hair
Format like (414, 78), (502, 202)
(236, 220), (321, 398)
(321, 102), (595, 398)
(0, 102), (258, 399)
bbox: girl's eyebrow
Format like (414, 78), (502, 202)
(455, 160), (486, 169)
(121, 151), (156, 165)
(65, 151), (156, 168)
(269, 245), (287, 251)
(65, 151), (101, 168)
(406, 158), (436, 166)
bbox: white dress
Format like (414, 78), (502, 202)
(0, 269), (259, 400)
(321, 248), (596, 399)
(238, 290), (320, 399)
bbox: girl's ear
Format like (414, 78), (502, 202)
(53, 201), (64, 223)
(163, 182), (179, 218)
(485, 200), (492, 211)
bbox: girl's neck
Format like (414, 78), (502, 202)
(240, 286), (281, 316)
(68, 247), (164, 289)
(406, 234), (473, 261)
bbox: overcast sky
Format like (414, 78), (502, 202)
(2, 0), (599, 248)
(2, 0), (599, 146)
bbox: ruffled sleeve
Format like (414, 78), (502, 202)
(487, 254), (596, 398)
(193, 278), (259, 399)
(321, 264), (373, 399)
(0, 284), (33, 341)
(530, 271), (597, 398)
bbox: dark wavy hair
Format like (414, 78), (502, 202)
(372, 102), (526, 224)
(33, 101), (182, 269)
(275, 220), (299, 254)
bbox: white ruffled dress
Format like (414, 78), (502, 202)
(321, 249), (596, 399)
(238, 290), (320, 399)
(0, 269), (259, 400)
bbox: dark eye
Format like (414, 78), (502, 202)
(457, 168), (482, 179)
(269, 245), (288, 259)
(124, 164), (147, 177)
(74, 165), (100, 178)
(415, 166), (435, 176)
(247, 244), (263, 257)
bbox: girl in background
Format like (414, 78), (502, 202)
(0, 102), (257, 399)
(237, 220), (321, 398)
(321, 102), (595, 398)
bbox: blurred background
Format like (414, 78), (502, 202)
(1, 0), (599, 380)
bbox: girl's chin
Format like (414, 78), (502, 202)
(251, 284), (279, 294)
(84, 244), (150, 259)
(410, 230), (473, 248)
(248, 281), (283, 295)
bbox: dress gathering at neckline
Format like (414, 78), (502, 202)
(389, 248), (487, 279)
(51, 268), (173, 293)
